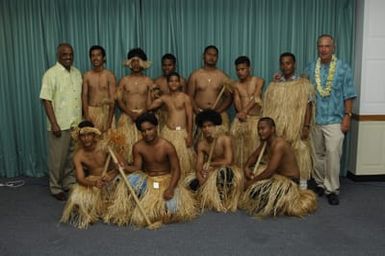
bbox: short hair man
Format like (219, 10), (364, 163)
(82, 45), (116, 133)
(263, 52), (314, 189)
(60, 120), (117, 229)
(39, 43), (82, 200)
(239, 117), (317, 217)
(105, 112), (198, 227)
(304, 34), (357, 205)
(230, 56), (264, 168)
(189, 110), (243, 212)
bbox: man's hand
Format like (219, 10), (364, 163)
(244, 167), (255, 180)
(94, 178), (104, 189)
(341, 115), (351, 133)
(236, 112), (247, 122)
(301, 126), (310, 140)
(185, 135), (193, 148)
(51, 123), (61, 137)
(163, 187), (174, 200)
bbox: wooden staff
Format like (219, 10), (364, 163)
(252, 142), (266, 175)
(101, 154), (111, 176)
(108, 147), (162, 230)
(212, 80), (233, 109)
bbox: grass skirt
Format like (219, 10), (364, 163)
(116, 113), (141, 163)
(88, 105), (115, 132)
(199, 166), (244, 212)
(161, 126), (195, 178)
(239, 175), (317, 218)
(230, 115), (260, 168)
(263, 78), (314, 179)
(131, 174), (198, 227)
(60, 176), (107, 229)
(103, 172), (146, 226)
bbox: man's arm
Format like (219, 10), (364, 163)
(195, 142), (207, 185)
(107, 72), (117, 129)
(147, 96), (164, 112)
(253, 142), (284, 182)
(243, 144), (263, 179)
(184, 95), (193, 147)
(164, 144), (181, 200)
(242, 78), (264, 114)
(42, 99), (61, 137)
(82, 74), (90, 121)
(301, 102), (312, 140)
(187, 73), (200, 113)
(341, 98), (353, 133)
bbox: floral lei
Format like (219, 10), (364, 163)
(315, 55), (337, 97)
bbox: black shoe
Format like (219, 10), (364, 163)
(315, 186), (325, 197)
(52, 192), (67, 201)
(327, 193), (339, 205)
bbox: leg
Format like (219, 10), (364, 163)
(62, 130), (75, 191)
(311, 125), (326, 190)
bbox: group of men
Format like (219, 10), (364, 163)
(40, 33), (356, 229)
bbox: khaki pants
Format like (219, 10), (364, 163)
(47, 130), (75, 194)
(311, 124), (344, 194)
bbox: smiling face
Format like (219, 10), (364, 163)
(140, 121), (158, 143)
(317, 36), (335, 64)
(57, 45), (73, 70)
(167, 75), (181, 92)
(79, 132), (96, 149)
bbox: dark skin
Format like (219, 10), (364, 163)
(195, 121), (234, 185)
(42, 44), (74, 137)
(118, 121), (181, 200)
(73, 132), (117, 188)
(244, 120), (300, 189)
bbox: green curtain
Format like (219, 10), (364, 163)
(0, 0), (355, 177)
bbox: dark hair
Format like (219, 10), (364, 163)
(78, 120), (95, 128)
(127, 48), (148, 61)
(56, 43), (73, 55)
(89, 45), (106, 58)
(204, 45), (219, 55)
(135, 112), (158, 131)
(279, 52), (296, 63)
(195, 110), (222, 128)
(234, 56), (250, 66)
(161, 53), (176, 64)
(167, 71), (180, 82)
(258, 117), (276, 128)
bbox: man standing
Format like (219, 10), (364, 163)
(187, 45), (233, 134)
(116, 48), (153, 163)
(305, 34), (357, 205)
(40, 43), (82, 200)
(263, 52), (314, 190)
(82, 45), (116, 133)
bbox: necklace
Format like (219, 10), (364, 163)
(315, 55), (337, 97)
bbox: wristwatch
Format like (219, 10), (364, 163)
(344, 112), (352, 117)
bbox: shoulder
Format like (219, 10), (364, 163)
(160, 138), (176, 151)
(336, 59), (353, 72)
(105, 69), (116, 77)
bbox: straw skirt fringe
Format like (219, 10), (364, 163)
(199, 166), (244, 212)
(239, 175), (317, 218)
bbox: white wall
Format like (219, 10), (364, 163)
(350, 0), (385, 176)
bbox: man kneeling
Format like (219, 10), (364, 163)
(188, 110), (243, 212)
(61, 121), (117, 229)
(239, 117), (317, 217)
(105, 112), (198, 227)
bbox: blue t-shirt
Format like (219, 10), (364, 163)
(304, 59), (357, 125)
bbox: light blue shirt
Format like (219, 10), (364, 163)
(304, 59), (357, 125)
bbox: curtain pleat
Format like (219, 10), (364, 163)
(0, 0), (355, 177)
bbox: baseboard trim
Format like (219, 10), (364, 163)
(347, 171), (385, 182)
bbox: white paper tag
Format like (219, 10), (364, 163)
(176, 126), (181, 131)
(153, 182), (159, 189)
